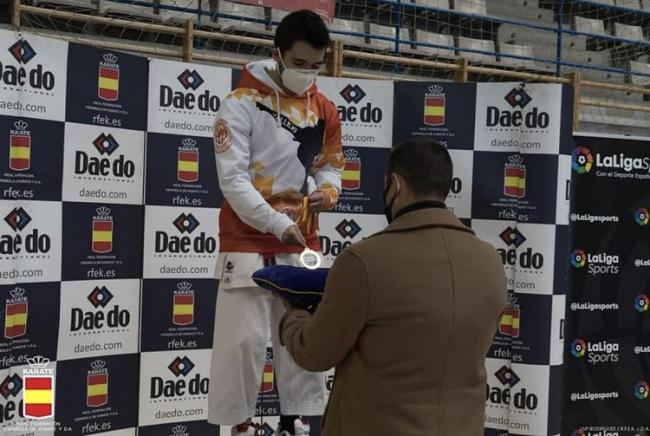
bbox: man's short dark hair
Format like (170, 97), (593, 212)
(274, 10), (330, 54)
(387, 138), (453, 198)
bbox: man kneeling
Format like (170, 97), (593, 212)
(279, 138), (507, 436)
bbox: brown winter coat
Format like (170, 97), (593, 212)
(280, 207), (507, 436)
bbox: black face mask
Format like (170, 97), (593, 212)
(383, 178), (397, 224)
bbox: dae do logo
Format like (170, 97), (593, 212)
(70, 286), (130, 334)
(487, 87), (550, 129)
(160, 69), (220, 112)
(497, 226), (544, 270)
(155, 213), (217, 254)
(150, 356), (209, 400)
(1, 207), (51, 256)
(75, 133), (136, 179)
(320, 219), (361, 257)
(2, 39), (55, 91)
(338, 84), (383, 124)
(0, 372), (24, 424)
(486, 366), (539, 412)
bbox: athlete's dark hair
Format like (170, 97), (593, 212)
(275, 10), (330, 53)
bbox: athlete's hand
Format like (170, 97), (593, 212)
(281, 225), (307, 247)
(308, 190), (329, 213)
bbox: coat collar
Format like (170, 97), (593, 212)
(373, 208), (474, 238)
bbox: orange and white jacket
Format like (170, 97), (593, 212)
(213, 59), (344, 254)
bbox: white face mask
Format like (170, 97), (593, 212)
(278, 51), (319, 95)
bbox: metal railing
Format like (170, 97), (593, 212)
(10, 0), (650, 130)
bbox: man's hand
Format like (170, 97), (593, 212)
(281, 225), (307, 247)
(308, 190), (330, 213)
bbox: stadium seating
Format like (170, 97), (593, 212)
(100, 0), (161, 22)
(216, 0), (272, 34)
(535, 45), (612, 68)
(33, 0), (98, 13)
(158, 0), (202, 24)
(457, 35), (497, 63)
(498, 24), (588, 51)
(329, 18), (367, 47)
(629, 60), (650, 86)
(613, 22), (645, 41)
(451, 0), (486, 16)
(498, 41), (548, 71)
(17, 0), (650, 127)
(616, 0), (642, 9)
(407, 0), (451, 10)
(574, 16), (607, 36)
(368, 23), (400, 51)
(485, 0), (554, 24)
(404, 29), (456, 58)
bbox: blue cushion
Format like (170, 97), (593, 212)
(252, 265), (329, 313)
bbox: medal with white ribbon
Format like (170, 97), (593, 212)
(300, 248), (321, 270)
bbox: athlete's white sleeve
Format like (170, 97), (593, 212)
(214, 96), (295, 241)
(311, 105), (344, 202)
(313, 162), (342, 193)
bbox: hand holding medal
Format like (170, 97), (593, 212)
(300, 247), (322, 270)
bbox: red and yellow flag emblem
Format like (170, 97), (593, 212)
(499, 306), (521, 338)
(177, 142), (199, 183)
(504, 158), (526, 199)
(5, 300), (27, 339)
(9, 133), (30, 172)
(260, 359), (274, 394)
(424, 96), (445, 126)
(92, 208), (113, 254)
(173, 293), (194, 326)
(24, 376), (53, 419)
(92, 220), (113, 254)
(87, 373), (108, 407)
(341, 149), (361, 191)
(424, 85), (446, 126)
(98, 66), (119, 101)
(98, 52), (120, 102)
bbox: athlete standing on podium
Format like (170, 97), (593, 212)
(207, 10), (343, 436)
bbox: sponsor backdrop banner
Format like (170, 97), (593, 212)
(0, 29), (582, 436)
(563, 134), (650, 436)
(394, 81), (573, 436)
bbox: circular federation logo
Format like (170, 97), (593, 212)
(635, 381), (649, 400)
(213, 119), (232, 154)
(571, 249), (587, 268)
(635, 208), (649, 226)
(635, 294), (649, 313)
(572, 147), (593, 174)
(571, 338), (587, 358)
